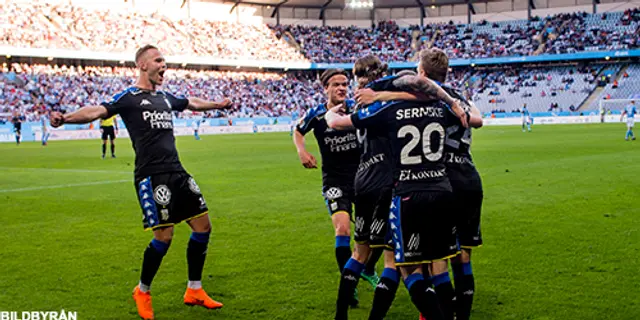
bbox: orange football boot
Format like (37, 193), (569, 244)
(184, 287), (224, 309)
(132, 285), (154, 320)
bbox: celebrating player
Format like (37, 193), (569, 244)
(417, 48), (484, 320)
(50, 44), (233, 320)
(292, 69), (362, 306)
(100, 114), (118, 158)
(621, 100), (636, 141)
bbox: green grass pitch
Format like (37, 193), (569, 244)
(0, 123), (638, 319)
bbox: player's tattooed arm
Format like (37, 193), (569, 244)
(187, 97), (233, 111)
(51, 106), (108, 127)
(392, 75), (469, 128)
(325, 106), (355, 130)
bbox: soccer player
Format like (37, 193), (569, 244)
(621, 100), (637, 141)
(327, 69), (475, 320)
(292, 69), (362, 306)
(40, 111), (50, 146)
(50, 44), (233, 320)
(192, 118), (202, 140)
(11, 108), (22, 145)
(418, 48), (484, 320)
(522, 105), (531, 132)
(100, 114), (118, 158)
(334, 56), (467, 320)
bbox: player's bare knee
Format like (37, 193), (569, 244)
(429, 260), (448, 275)
(383, 250), (396, 269)
(188, 214), (212, 233)
(153, 226), (174, 243)
(332, 213), (350, 236)
(352, 243), (370, 263)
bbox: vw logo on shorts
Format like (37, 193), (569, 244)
(325, 187), (343, 200)
(188, 177), (201, 195)
(154, 185), (172, 206)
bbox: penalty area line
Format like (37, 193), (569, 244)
(0, 179), (130, 193)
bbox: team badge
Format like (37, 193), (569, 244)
(154, 185), (172, 206)
(188, 177), (201, 195)
(355, 216), (365, 234)
(325, 187), (343, 200)
(161, 209), (170, 221)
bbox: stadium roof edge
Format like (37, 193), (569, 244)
(216, 0), (496, 10)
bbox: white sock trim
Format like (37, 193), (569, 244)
(188, 281), (202, 290)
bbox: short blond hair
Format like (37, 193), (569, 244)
(135, 45), (158, 64)
(419, 48), (449, 82)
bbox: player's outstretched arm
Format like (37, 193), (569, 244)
(621, 110), (627, 121)
(293, 130), (317, 169)
(187, 98), (233, 111)
(468, 102), (483, 128)
(51, 106), (108, 127)
(355, 89), (428, 106)
(325, 106), (355, 130)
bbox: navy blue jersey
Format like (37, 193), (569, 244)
(351, 99), (454, 195)
(442, 86), (482, 192)
(296, 100), (360, 188)
(101, 87), (189, 178)
(353, 75), (402, 195)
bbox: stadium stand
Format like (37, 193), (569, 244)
(590, 64), (640, 110)
(0, 64), (318, 120)
(0, 2), (638, 63)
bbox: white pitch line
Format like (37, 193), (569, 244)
(0, 167), (131, 174)
(0, 179), (130, 193)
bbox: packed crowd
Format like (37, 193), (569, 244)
(0, 64), (324, 120)
(270, 21), (414, 63)
(2, 2), (306, 62)
(3, 2), (638, 64)
(543, 11), (640, 54)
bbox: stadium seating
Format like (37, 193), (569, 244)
(459, 66), (599, 113)
(1, 2), (638, 63)
(0, 64), (319, 119)
(589, 64), (640, 111)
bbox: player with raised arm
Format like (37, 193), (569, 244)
(621, 100), (636, 141)
(50, 45), (232, 320)
(100, 114), (118, 158)
(292, 69), (363, 307)
(387, 49), (484, 320)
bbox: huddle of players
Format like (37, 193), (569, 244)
(294, 48), (484, 320)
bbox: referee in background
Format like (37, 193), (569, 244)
(100, 115), (118, 158)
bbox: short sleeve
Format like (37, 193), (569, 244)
(351, 101), (391, 130)
(100, 90), (129, 118)
(295, 108), (318, 135)
(164, 92), (189, 112)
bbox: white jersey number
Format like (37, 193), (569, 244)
(398, 123), (445, 165)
